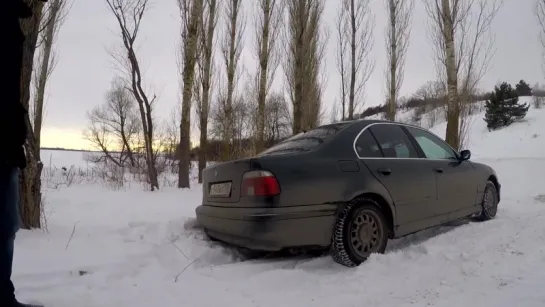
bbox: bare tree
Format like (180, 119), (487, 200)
(105, 0), (159, 190)
(178, 0), (205, 188)
(424, 0), (502, 149)
(219, 0), (246, 160)
(263, 91), (291, 143)
(210, 95), (250, 158)
(533, 83), (545, 109)
(458, 1), (501, 149)
(19, 0), (47, 229)
(304, 4), (329, 130)
(254, 0), (283, 152)
(336, 0), (375, 120)
(415, 80), (446, 127)
(232, 96), (252, 157)
(385, 0), (414, 121)
(84, 77), (142, 167)
(160, 105), (181, 174)
(193, 0), (218, 183)
(166, 105), (181, 157)
(32, 0), (71, 160)
(536, 0), (545, 75)
(285, 0), (327, 133)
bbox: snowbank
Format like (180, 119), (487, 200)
(12, 99), (545, 306)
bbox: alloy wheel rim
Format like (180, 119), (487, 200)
(483, 188), (498, 216)
(349, 210), (382, 257)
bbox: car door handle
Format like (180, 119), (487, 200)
(377, 168), (392, 175)
(434, 168), (444, 173)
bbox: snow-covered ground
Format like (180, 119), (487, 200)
(14, 97), (545, 306)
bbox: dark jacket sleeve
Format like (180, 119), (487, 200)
(18, 0), (33, 18)
(0, 0), (30, 168)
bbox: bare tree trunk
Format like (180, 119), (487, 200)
(289, 0), (305, 134)
(221, 0), (245, 160)
(254, 0), (282, 153)
(178, 0), (204, 188)
(385, 0), (413, 121)
(34, 0), (65, 159)
(348, 0), (356, 119)
(386, 0), (396, 121)
(536, 0), (545, 76)
(197, 0), (218, 183)
(106, 0), (159, 190)
(19, 0), (46, 229)
(335, 7), (348, 121)
(336, 0), (374, 120)
(256, 1), (270, 153)
(441, 0), (459, 148)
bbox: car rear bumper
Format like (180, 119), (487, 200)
(195, 204), (338, 251)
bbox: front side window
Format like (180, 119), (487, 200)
(369, 124), (419, 158)
(405, 126), (457, 160)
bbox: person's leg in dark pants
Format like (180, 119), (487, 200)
(0, 234), (16, 305)
(0, 166), (19, 306)
(0, 166), (41, 307)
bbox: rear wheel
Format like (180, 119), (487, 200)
(477, 181), (498, 221)
(331, 199), (389, 267)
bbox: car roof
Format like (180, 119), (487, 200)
(322, 119), (423, 130)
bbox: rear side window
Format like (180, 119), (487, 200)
(355, 130), (383, 158)
(369, 124), (419, 158)
(259, 122), (351, 156)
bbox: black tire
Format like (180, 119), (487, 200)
(203, 230), (219, 242)
(477, 180), (499, 221)
(236, 247), (268, 259)
(330, 199), (389, 267)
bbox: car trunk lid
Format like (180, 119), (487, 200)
(202, 158), (259, 205)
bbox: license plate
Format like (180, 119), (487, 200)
(209, 182), (232, 197)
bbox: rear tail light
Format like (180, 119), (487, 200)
(241, 170), (280, 197)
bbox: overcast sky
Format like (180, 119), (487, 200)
(40, 0), (541, 150)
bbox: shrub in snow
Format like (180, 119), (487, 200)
(533, 95), (545, 109)
(484, 82), (529, 131)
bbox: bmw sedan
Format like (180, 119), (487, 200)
(195, 120), (501, 267)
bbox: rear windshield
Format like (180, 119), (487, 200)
(258, 122), (352, 156)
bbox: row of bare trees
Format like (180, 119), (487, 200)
(107, 0), (328, 189)
(334, 0), (502, 151)
(90, 0), (506, 192)
(335, 0), (414, 122)
(90, 0), (295, 190)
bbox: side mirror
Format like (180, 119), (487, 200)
(459, 149), (471, 161)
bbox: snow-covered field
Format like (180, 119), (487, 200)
(14, 98), (545, 306)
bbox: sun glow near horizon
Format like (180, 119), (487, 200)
(41, 127), (93, 150)
(41, 127), (199, 151)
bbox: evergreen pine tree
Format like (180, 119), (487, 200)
(484, 82), (529, 130)
(515, 80), (532, 96)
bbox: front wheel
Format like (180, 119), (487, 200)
(330, 200), (389, 267)
(477, 180), (499, 221)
